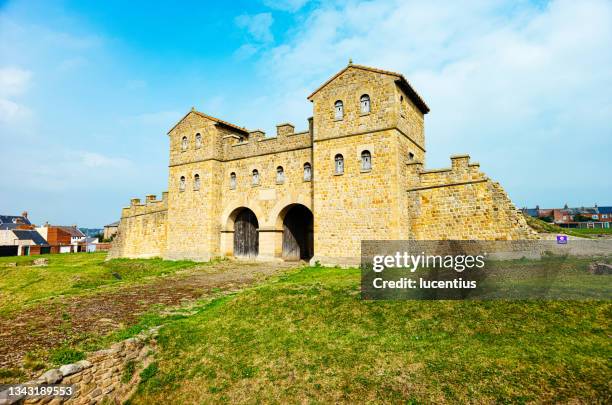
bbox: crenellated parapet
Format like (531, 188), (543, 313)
(222, 120), (312, 161)
(407, 154), (486, 191)
(120, 192), (169, 219)
(406, 154), (537, 240)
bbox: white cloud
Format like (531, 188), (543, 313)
(77, 151), (132, 169)
(233, 43), (259, 60)
(0, 98), (30, 123)
(0, 66), (31, 96)
(235, 12), (275, 43)
(0, 66), (32, 123)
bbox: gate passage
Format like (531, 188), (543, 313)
(282, 205), (313, 261)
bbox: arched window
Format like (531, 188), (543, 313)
(179, 176), (186, 191)
(334, 154), (344, 174)
(194, 174), (200, 190)
(230, 172), (236, 189)
(408, 152), (415, 161)
(360, 94), (370, 114)
(361, 150), (372, 171)
(334, 100), (343, 120)
(181, 136), (188, 151)
(195, 133), (202, 149)
(303, 162), (312, 181)
(276, 166), (284, 184)
(252, 169), (259, 186)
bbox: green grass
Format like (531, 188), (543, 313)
(129, 265), (611, 404)
(49, 347), (85, 364)
(0, 253), (201, 315)
(570, 227), (612, 235)
(523, 215), (593, 238)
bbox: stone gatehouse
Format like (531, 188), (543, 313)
(108, 63), (536, 265)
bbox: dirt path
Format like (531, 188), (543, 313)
(0, 260), (297, 374)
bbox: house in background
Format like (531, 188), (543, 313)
(36, 223), (87, 253)
(522, 204), (612, 229)
(0, 211), (50, 256)
(0, 212), (34, 230)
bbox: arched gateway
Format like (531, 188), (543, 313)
(281, 204), (313, 261)
(233, 208), (259, 258)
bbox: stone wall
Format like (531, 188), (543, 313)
(406, 155), (538, 240)
(107, 194), (168, 259)
(0, 329), (158, 405)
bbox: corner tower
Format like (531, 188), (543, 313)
(165, 109), (249, 261)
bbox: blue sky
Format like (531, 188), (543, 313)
(1, 0), (611, 227)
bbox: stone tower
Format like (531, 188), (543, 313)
(308, 63), (430, 264)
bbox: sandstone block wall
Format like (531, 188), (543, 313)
(0, 329), (158, 405)
(406, 155), (537, 240)
(107, 194), (168, 259)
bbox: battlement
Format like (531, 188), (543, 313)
(222, 120), (312, 161)
(121, 192), (169, 219)
(406, 154), (486, 191)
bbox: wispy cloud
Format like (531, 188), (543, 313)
(0, 66), (32, 123)
(0, 66), (31, 96)
(235, 12), (274, 43)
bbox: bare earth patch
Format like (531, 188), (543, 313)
(0, 260), (296, 375)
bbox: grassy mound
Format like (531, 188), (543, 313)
(523, 214), (590, 238)
(129, 266), (611, 404)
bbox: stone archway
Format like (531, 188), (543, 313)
(280, 204), (313, 261)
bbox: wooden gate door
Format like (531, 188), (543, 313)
(234, 209), (259, 258)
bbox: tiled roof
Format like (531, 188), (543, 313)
(12, 230), (47, 245)
(49, 225), (86, 238)
(597, 206), (612, 214)
(0, 215), (31, 226)
(306, 63), (430, 114)
(568, 207), (598, 215)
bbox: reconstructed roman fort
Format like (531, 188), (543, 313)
(108, 63), (537, 265)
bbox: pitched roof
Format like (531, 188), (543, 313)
(0, 215), (31, 228)
(167, 109), (249, 135)
(597, 206), (612, 214)
(306, 64), (430, 114)
(48, 225), (86, 237)
(12, 230), (47, 245)
(568, 207), (598, 215)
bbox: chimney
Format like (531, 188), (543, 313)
(146, 194), (157, 203)
(21, 211), (28, 219)
(72, 224), (78, 228)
